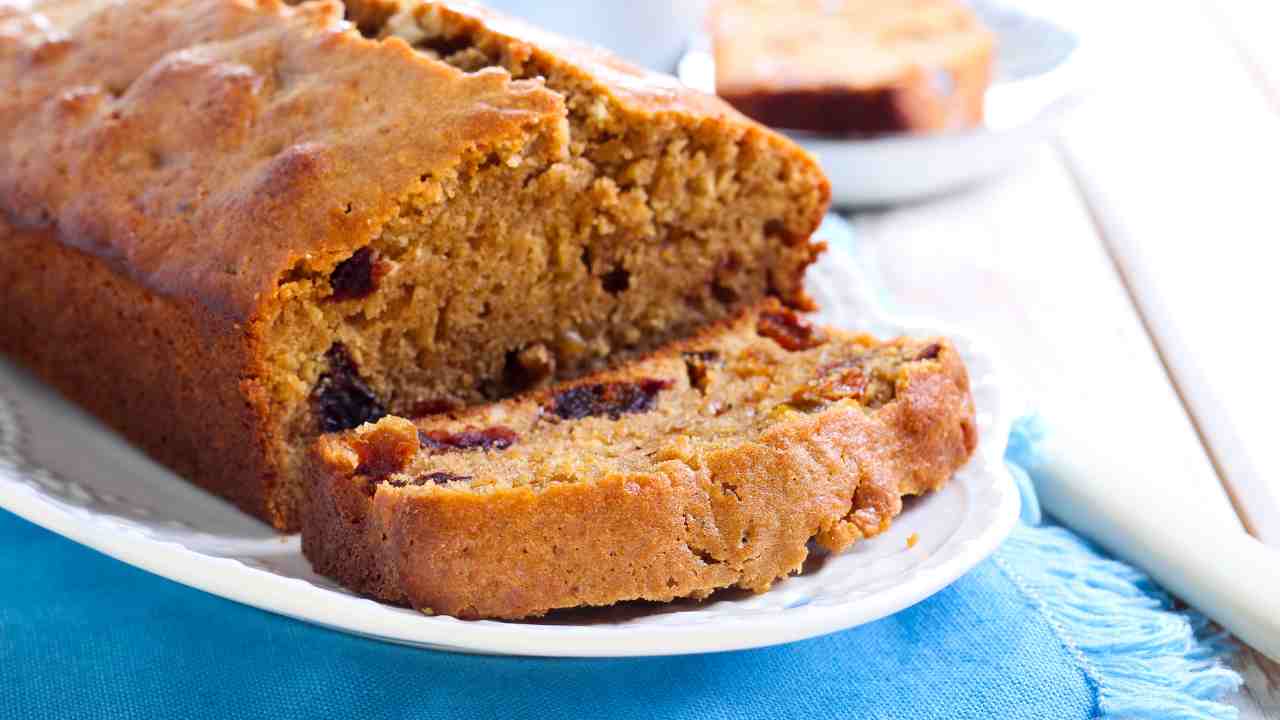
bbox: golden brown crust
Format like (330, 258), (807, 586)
(302, 307), (976, 619)
(0, 221), (283, 519)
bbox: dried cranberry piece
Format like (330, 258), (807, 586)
(549, 379), (673, 420)
(711, 280), (739, 305)
(414, 33), (474, 59)
(601, 266), (631, 294)
(711, 255), (741, 305)
(801, 354), (898, 409)
(502, 344), (556, 394)
(421, 471), (471, 485)
(916, 343), (942, 361)
(385, 471), (473, 488)
(757, 309), (826, 351)
(409, 398), (461, 417)
(418, 426), (518, 452)
(329, 247), (389, 301)
(311, 344), (386, 433)
(682, 351), (720, 394)
(798, 362), (868, 405)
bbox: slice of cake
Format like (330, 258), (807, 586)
(0, 0), (828, 529)
(710, 0), (995, 136)
(302, 301), (977, 619)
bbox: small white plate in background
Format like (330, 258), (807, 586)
(678, 0), (1091, 207)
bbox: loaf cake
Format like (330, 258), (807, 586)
(303, 301), (977, 619)
(710, 0), (995, 136)
(0, 0), (829, 529)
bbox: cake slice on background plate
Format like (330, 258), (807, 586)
(709, 0), (995, 136)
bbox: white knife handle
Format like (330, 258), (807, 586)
(1032, 421), (1280, 663)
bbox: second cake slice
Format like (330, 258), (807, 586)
(302, 300), (977, 619)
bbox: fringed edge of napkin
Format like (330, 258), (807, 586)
(1001, 417), (1242, 720)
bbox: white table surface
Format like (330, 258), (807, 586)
(836, 0), (1279, 713)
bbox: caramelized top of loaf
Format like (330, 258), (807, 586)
(712, 0), (994, 92)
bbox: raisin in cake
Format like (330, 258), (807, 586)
(302, 301), (977, 619)
(710, 0), (995, 136)
(0, 0), (829, 529)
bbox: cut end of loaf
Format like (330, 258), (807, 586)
(302, 301), (978, 619)
(262, 1), (831, 528)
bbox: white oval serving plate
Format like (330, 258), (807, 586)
(0, 240), (1019, 657)
(678, 0), (1092, 207)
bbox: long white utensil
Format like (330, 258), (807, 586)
(1033, 417), (1280, 663)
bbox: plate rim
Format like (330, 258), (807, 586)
(0, 447), (1020, 658)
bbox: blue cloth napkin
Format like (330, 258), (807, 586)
(0, 417), (1242, 720)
